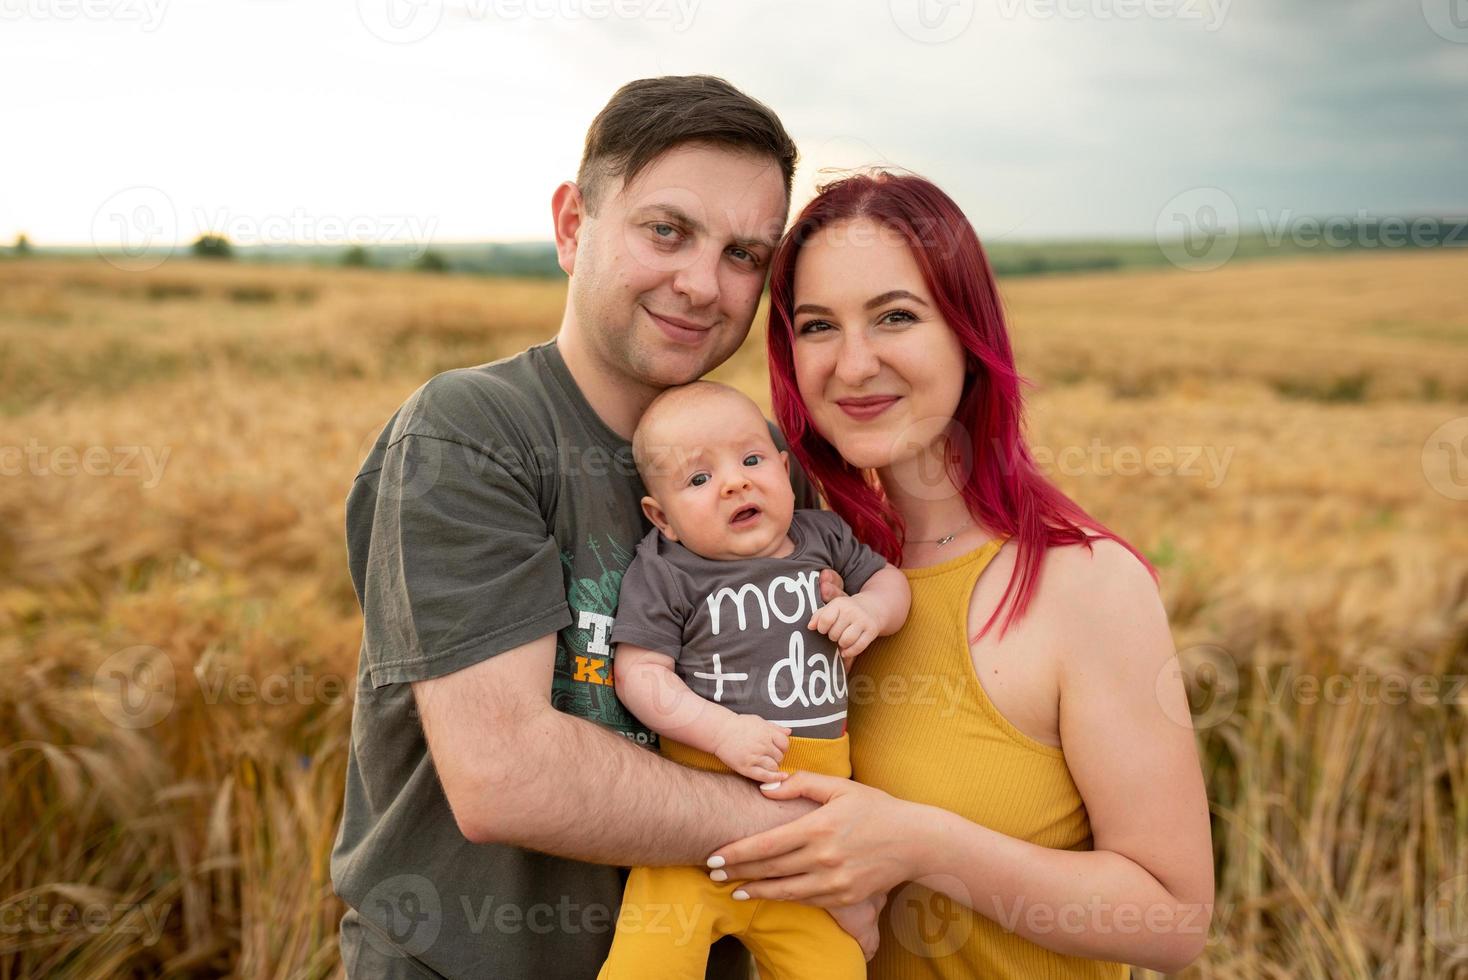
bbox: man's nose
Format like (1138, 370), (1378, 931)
(672, 243), (719, 309)
(722, 473), (751, 495)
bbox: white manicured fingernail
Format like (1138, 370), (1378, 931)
(732, 889), (749, 901)
(709, 869), (728, 882)
(706, 856), (725, 869)
(760, 781), (782, 791)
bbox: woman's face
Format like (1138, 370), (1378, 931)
(790, 217), (968, 473)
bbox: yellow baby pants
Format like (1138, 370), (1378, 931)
(597, 732), (866, 980)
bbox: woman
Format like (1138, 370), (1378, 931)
(704, 172), (1215, 977)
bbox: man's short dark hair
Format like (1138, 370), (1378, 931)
(577, 75), (798, 213)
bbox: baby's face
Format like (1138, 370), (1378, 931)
(640, 401), (796, 561)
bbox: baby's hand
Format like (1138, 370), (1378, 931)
(809, 595), (881, 661)
(713, 714), (792, 783)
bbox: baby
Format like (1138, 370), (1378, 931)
(596, 381), (911, 980)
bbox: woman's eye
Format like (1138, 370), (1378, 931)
(743, 454), (761, 466)
(880, 309), (917, 325)
(797, 320), (832, 335)
(689, 473), (709, 487)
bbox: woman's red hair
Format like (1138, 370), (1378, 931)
(767, 171), (1155, 637)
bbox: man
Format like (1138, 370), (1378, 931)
(332, 75), (858, 978)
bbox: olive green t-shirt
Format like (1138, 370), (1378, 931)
(331, 340), (818, 979)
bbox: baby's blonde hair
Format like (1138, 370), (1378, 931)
(632, 381), (764, 487)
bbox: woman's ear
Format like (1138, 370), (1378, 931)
(780, 450), (790, 474)
(641, 495), (678, 541)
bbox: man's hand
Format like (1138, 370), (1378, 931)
(809, 594), (882, 661)
(828, 893), (887, 961)
(712, 714), (793, 783)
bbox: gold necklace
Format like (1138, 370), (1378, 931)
(906, 518), (973, 547)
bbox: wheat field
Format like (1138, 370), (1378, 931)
(1, 251), (1465, 978)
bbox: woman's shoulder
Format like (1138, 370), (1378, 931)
(1043, 534), (1156, 597)
(975, 534), (1161, 638)
(1034, 534), (1171, 670)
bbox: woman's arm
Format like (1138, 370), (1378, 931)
(902, 541), (1215, 972)
(708, 541), (1214, 973)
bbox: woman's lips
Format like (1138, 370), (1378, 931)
(836, 396), (900, 420)
(645, 306), (713, 346)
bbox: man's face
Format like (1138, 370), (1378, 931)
(565, 143), (788, 389)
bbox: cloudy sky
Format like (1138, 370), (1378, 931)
(4, 0), (1465, 248)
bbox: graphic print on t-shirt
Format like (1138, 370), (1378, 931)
(691, 568), (850, 737)
(554, 534), (657, 746)
(609, 512), (888, 742)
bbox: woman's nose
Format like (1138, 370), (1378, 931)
(834, 332), (880, 387)
(722, 473), (751, 495)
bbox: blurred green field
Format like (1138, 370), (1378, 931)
(35, 214), (1466, 279)
(1, 252), (1466, 978)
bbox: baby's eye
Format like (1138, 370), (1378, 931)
(689, 473), (709, 487)
(743, 454), (761, 466)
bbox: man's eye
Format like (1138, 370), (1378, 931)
(728, 246), (757, 265)
(690, 473), (709, 487)
(651, 223), (678, 239)
(743, 454), (761, 466)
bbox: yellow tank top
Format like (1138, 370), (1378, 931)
(848, 538), (1129, 979)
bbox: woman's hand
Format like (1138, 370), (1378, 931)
(706, 771), (926, 908)
(828, 892), (888, 961)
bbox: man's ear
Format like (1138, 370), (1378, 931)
(551, 181), (584, 277)
(641, 495), (678, 542)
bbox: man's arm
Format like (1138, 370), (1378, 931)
(414, 631), (816, 865)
